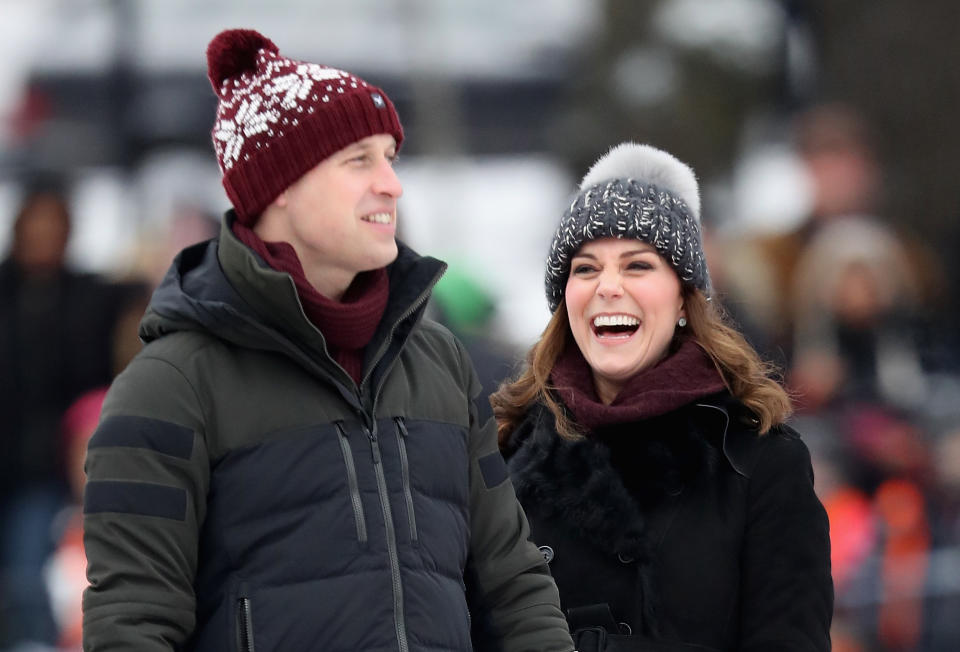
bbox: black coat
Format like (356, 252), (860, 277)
(0, 259), (145, 492)
(504, 391), (833, 651)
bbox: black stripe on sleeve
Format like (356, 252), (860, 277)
(89, 415), (194, 460)
(84, 480), (187, 521)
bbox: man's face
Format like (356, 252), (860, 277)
(260, 133), (402, 297)
(13, 194), (70, 274)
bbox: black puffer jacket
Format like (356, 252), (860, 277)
(82, 215), (572, 652)
(504, 392), (833, 652)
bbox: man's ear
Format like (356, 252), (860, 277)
(271, 190), (288, 209)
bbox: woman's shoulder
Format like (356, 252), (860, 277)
(724, 415), (813, 484)
(696, 393), (811, 480)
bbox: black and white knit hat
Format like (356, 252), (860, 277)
(544, 142), (710, 312)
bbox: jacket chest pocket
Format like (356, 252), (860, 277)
(393, 417), (418, 543)
(335, 422), (369, 544)
(206, 424), (376, 577)
(382, 418), (470, 552)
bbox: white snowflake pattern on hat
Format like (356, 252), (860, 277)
(214, 94), (279, 170)
(268, 73), (314, 110)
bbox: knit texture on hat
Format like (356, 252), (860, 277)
(207, 29), (404, 224)
(544, 142), (709, 313)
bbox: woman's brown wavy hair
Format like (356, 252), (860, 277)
(491, 286), (792, 448)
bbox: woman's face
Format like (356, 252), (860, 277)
(565, 237), (685, 404)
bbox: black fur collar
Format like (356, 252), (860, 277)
(506, 401), (726, 563)
(509, 404), (650, 562)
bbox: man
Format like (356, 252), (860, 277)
(82, 28), (573, 651)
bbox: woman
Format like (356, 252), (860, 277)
(493, 143), (833, 651)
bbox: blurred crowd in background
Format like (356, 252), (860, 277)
(2, 1), (960, 651)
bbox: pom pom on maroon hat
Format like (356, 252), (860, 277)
(206, 29), (404, 224)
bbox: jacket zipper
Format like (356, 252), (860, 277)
(357, 267), (443, 652)
(359, 267), (445, 398)
(366, 421), (409, 652)
(394, 417), (418, 543)
(335, 422), (368, 543)
(237, 597), (256, 652)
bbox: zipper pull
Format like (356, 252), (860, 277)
(365, 426), (381, 465)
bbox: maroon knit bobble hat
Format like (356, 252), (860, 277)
(206, 29), (404, 224)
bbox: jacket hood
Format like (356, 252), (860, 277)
(140, 212), (446, 387)
(140, 236), (264, 348)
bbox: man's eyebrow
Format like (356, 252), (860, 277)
(343, 141), (396, 157)
(342, 142), (372, 155)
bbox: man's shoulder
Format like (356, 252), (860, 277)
(416, 315), (456, 340)
(124, 329), (244, 396)
(139, 328), (223, 361)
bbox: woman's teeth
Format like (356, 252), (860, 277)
(592, 314), (640, 338)
(592, 314), (639, 328)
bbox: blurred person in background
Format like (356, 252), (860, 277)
(43, 387), (108, 651)
(0, 179), (143, 649)
(429, 264), (518, 404)
(493, 142), (833, 651)
(82, 28), (572, 652)
(922, 425), (960, 651)
(788, 216), (930, 413)
(128, 203), (221, 290)
(721, 102), (942, 363)
(805, 431), (875, 652)
(109, 204), (222, 374)
(782, 208), (942, 651)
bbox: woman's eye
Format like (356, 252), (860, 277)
(572, 264), (596, 275)
(627, 261), (653, 271)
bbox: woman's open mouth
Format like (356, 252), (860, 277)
(591, 314), (640, 339)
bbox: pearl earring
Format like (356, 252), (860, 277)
(677, 317), (687, 328)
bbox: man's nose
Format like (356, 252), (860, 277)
(374, 158), (403, 198)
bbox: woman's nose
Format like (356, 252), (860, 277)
(596, 271), (623, 299)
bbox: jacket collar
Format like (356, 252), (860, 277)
(507, 402), (652, 563)
(690, 391), (756, 478)
(220, 210), (446, 390)
(506, 394), (756, 564)
(506, 390), (755, 483)
(141, 210), (446, 401)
